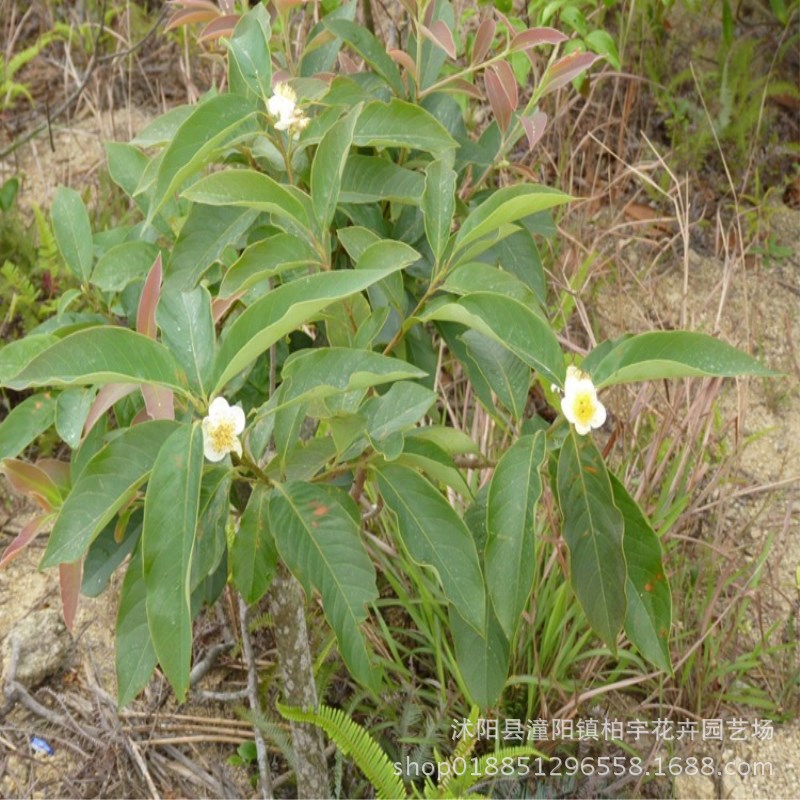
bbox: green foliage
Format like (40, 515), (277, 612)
(0, 7), (779, 791)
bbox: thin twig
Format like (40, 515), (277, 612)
(239, 595), (273, 800)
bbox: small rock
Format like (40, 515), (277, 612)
(1, 608), (71, 688)
(720, 762), (748, 800)
(673, 772), (715, 800)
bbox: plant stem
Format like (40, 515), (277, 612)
(266, 566), (331, 798)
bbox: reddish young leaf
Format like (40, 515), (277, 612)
(510, 27), (568, 52)
(165, 9), (219, 32)
(59, 561), (83, 633)
(520, 111), (548, 149)
(165, 0), (220, 9)
(438, 77), (484, 100)
(485, 62), (518, 132)
(493, 8), (516, 42)
(83, 383), (137, 438)
(0, 514), (53, 569)
(36, 458), (71, 494)
(423, 0), (435, 26)
(471, 19), (496, 65)
(197, 14), (241, 42)
(420, 20), (457, 60)
(388, 49), (419, 83)
(1, 459), (61, 511)
(136, 253), (162, 340)
(540, 51), (600, 95)
(211, 293), (242, 324)
(142, 385), (175, 421)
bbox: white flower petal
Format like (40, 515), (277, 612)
(208, 396), (230, 419)
(230, 405), (246, 435)
(574, 420), (591, 436)
(560, 395), (576, 425)
(591, 400), (607, 429)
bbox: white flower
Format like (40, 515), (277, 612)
(560, 365), (607, 436)
(202, 397), (246, 462)
(267, 83), (308, 135)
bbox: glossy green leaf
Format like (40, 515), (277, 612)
(55, 388), (95, 449)
(191, 467), (231, 591)
(0, 392), (56, 460)
(220, 233), (319, 297)
(156, 287), (215, 396)
(92, 242), (160, 293)
(131, 105), (194, 148)
(556, 431), (626, 650)
(82, 512), (142, 598)
(6, 327), (187, 392)
(0, 335), (58, 384)
(167, 205), (259, 291)
(231, 485), (277, 604)
(227, 5), (272, 101)
(116, 547), (158, 706)
(583, 331), (779, 387)
(269, 481), (380, 690)
(354, 99), (457, 156)
(610, 474), (672, 672)
(423, 292), (564, 387)
(325, 19), (405, 96)
(51, 187), (93, 282)
(443, 262), (535, 303)
(450, 600), (509, 709)
(396, 437), (472, 498)
(143, 423), (204, 702)
(277, 347), (427, 411)
(147, 94), (259, 222)
(422, 158), (456, 264)
(1, 458), (62, 511)
(299, 0), (357, 76)
(453, 185), (570, 255)
(375, 463), (485, 631)
(339, 156), (424, 204)
(311, 103), (361, 233)
(485, 433), (546, 638)
(41, 421), (178, 567)
(213, 267), (410, 393)
(182, 169), (311, 231)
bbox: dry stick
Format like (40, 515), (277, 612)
(266, 566), (332, 799)
(238, 595), (274, 800)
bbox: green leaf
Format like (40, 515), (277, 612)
(476, 229), (547, 307)
(375, 463), (485, 631)
(51, 187), (93, 282)
(423, 292), (564, 387)
(55, 388), (95, 449)
(462, 331), (530, 420)
(356, 239), (420, 274)
(354, 99), (457, 156)
(340, 156), (424, 205)
(116, 546), (158, 706)
(556, 431), (626, 650)
(269, 482), (380, 690)
(0, 335), (58, 384)
(584, 331), (779, 387)
(191, 467), (231, 591)
(0, 393), (56, 460)
(450, 601), (509, 709)
(231, 485), (277, 604)
(213, 267), (411, 394)
(311, 103), (361, 234)
(143, 423), (204, 702)
(167, 205), (259, 291)
(277, 347), (427, 411)
(220, 233), (319, 297)
(182, 169), (311, 231)
(6, 327), (187, 392)
(41, 421), (178, 567)
(92, 242), (160, 293)
(485, 433), (546, 638)
(147, 94), (259, 222)
(324, 19), (405, 95)
(422, 158), (456, 265)
(396, 437), (472, 498)
(453, 185), (570, 255)
(584, 29), (621, 71)
(227, 5), (272, 101)
(443, 262), (535, 303)
(82, 513), (142, 598)
(131, 104), (194, 148)
(610, 474), (672, 672)
(156, 287), (215, 396)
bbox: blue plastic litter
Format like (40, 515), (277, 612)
(30, 736), (54, 756)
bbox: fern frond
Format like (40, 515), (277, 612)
(425, 705), (480, 798)
(33, 204), (58, 271)
(237, 706), (297, 771)
(1, 260), (39, 304)
(277, 702), (407, 800)
(436, 745), (546, 800)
